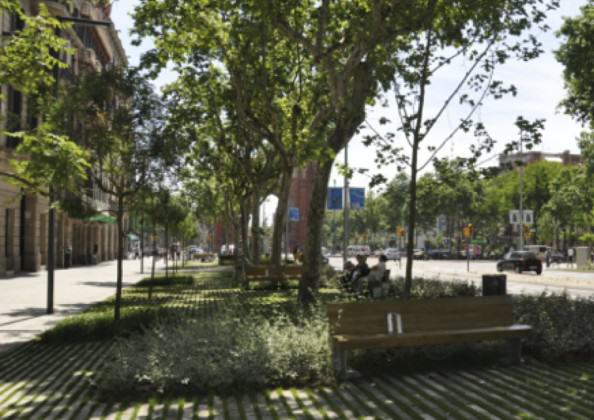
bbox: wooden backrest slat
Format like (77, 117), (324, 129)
(245, 265), (302, 277)
(327, 296), (513, 335)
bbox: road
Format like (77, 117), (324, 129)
(329, 256), (594, 298)
(0, 257), (161, 351)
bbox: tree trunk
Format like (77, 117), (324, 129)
(251, 193), (261, 265)
(271, 170), (291, 267)
(240, 198), (250, 261)
(140, 212), (144, 274)
(299, 159), (333, 306)
(114, 195), (124, 321)
(404, 139), (420, 298)
(165, 225), (169, 278)
(149, 221), (156, 300)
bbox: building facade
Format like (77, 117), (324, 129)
(499, 150), (581, 169)
(0, 0), (127, 275)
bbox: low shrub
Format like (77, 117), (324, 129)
(391, 276), (480, 299)
(136, 275), (194, 288)
(514, 292), (594, 361)
(98, 305), (332, 397)
(41, 306), (177, 343)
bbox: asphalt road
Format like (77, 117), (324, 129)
(329, 256), (594, 298)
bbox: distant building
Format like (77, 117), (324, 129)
(0, 1), (127, 275)
(287, 164), (317, 250)
(499, 150), (581, 169)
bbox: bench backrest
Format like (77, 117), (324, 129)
(245, 265), (302, 277)
(327, 296), (513, 335)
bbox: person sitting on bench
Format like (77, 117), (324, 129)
(340, 260), (356, 290)
(351, 254), (370, 294)
(367, 254), (388, 291)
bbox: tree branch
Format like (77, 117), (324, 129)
(418, 61), (494, 171)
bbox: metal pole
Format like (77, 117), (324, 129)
(467, 237), (470, 272)
(342, 143), (350, 267)
(519, 132), (524, 250)
(285, 205), (289, 263)
(47, 190), (55, 314)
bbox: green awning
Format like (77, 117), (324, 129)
(86, 214), (117, 224)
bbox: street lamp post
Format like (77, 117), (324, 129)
(342, 143), (350, 267)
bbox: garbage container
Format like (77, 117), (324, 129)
(64, 247), (72, 268)
(482, 274), (506, 296)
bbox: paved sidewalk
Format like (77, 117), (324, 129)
(0, 258), (160, 351)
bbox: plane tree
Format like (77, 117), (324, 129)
(133, 0), (315, 268)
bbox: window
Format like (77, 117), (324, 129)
(6, 88), (22, 148)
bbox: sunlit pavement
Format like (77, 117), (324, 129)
(0, 258), (161, 351)
(329, 256), (594, 298)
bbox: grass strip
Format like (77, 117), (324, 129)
(461, 369), (547, 418)
(359, 377), (418, 420)
(408, 372), (488, 420)
(485, 366), (582, 418)
(0, 343), (83, 415)
(503, 365), (594, 417)
(263, 389), (281, 420)
(380, 375), (445, 419)
(16, 342), (105, 419)
(0, 342), (67, 393)
(353, 378), (409, 419)
(432, 370), (514, 419)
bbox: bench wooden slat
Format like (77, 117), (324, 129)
(334, 324), (532, 350)
(328, 296), (514, 335)
(244, 265), (302, 282)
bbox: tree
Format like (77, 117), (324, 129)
(364, 1), (557, 296)
(57, 68), (165, 321)
(556, 2), (594, 127)
(133, 0), (314, 269)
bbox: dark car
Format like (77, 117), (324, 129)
(497, 251), (542, 275)
(427, 249), (450, 259)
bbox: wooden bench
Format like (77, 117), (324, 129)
(327, 295), (531, 378)
(218, 254), (237, 265)
(245, 265), (302, 284)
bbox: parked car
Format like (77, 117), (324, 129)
(427, 248), (450, 259)
(412, 249), (426, 260)
(347, 245), (372, 257)
(496, 251), (542, 275)
(384, 248), (401, 261)
(550, 250), (565, 264)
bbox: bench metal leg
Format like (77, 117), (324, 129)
(333, 347), (348, 379)
(507, 338), (522, 364)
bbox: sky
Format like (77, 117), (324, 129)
(110, 0), (588, 204)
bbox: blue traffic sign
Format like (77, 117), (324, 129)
(349, 188), (365, 209)
(327, 187), (343, 210)
(288, 207), (300, 222)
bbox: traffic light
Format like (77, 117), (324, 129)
(463, 224), (474, 238)
(396, 225), (405, 238)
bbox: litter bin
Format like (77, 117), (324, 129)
(64, 246), (72, 268)
(482, 274), (506, 296)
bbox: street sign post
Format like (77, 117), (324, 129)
(327, 187), (343, 210)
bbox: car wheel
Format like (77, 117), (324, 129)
(515, 265), (522, 274)
(536, 268), (542, 275)
(496, 265), (503, 273)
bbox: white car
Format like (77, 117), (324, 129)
(384, 248), (401, 261)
